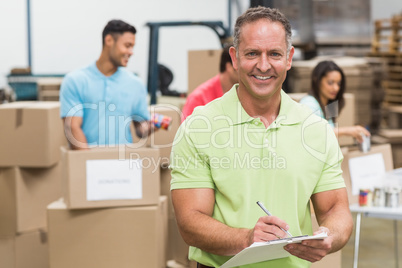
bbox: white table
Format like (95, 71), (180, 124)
(349, 204), (402, 268)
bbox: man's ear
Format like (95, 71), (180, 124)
(229, 46), (238, 71)
(286, 46), (295, 71)
(104, 34), (114, 47)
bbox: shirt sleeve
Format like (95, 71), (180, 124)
(170, 121), (215, 190)
(313, 123), (345, 193)
(59, 73), (84, 118)
(299, 96), (325, 120)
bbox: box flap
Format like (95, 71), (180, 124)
(47, 198), (67, 210)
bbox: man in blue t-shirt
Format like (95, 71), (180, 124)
(60, 19), (153, 149)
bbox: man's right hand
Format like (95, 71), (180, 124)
(249, 216), (291, 244)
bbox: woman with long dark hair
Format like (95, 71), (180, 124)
(300, 60), (370, 143)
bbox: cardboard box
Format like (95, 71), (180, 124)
(47, 196), (168, 268)
(375, 130), (402, 168)
(337, 93), (355, 147)
(61, 146), (160, 209)
(0, 101), (66, 167)
(391, 143), (402, 168)
(188, 49), (221, 95)
(167, 217), (190, 266)
(0, 164), (62, 236)
(37, 77), (63, 101)
(0, 229), (49, 268)
(160, 197), (169, 268)
(384, 106), (402, 129)
(157, 96), (187, 112)
(341, 143), (393, 204)
(132, 105), (182, 164)
(162, 167), (196, 266)
(160, 166), (175, 219)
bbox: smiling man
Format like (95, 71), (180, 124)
(60, 19), (152, 149)
(170, 7), (353, 268)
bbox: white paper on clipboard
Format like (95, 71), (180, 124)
(348, 153), (386, 195)
(220, 232), (327, 268)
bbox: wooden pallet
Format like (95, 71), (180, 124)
(385, 88), (402, 98)
(374, 17), (402, 29)
(371, 14), (402, 54)
(383, 98), (402, 106)
(368, 51), (402, 57)
(382, 66), (402, 105)
(383, 80), (402, 89)
(371, 42), (402, 54)
(388, 65), (402, 72)
(388, 73), (402, 80)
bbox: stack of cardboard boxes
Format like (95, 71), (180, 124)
(0, 100), (186, 268)
(372, 130), (402, 168)
(36, 78), (63, 102)
(0, 101), (66, 268)
(47, 145), (168, 268)
(46, 104), (190, 268)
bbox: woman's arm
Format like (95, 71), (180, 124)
(334, 125), (370, 143)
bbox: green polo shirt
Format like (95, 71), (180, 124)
(170, 85), (345, 268)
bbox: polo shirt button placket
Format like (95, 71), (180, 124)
(263, 138), (269, 148)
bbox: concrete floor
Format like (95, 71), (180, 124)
(342, 213), (402, 268)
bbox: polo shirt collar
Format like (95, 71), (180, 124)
(277, 90), (303, 126)
(222, 85), (303, 127)
(90, 62), (122, 79)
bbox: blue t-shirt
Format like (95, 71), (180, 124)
(60, 62), (150, 146)
(299, 95), (335, 128)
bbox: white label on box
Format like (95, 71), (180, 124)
(86, 159), (142, 201)
(349, 153), (385, 195)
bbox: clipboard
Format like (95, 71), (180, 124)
(220, 232), (328, 268)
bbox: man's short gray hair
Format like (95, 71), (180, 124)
(233, 6), (292, 56)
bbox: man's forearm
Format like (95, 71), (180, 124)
(177, 209), (251, 256)
(63, 119), (89, 150)
(172, 188), (252, 256)
(68, 128), (89, 150)
(317, 206), (353, 253)
(311, 188), (353, 254)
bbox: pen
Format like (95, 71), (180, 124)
(256, 201), (293, 238)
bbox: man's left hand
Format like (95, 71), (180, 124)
(284, 226), (332, 263)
